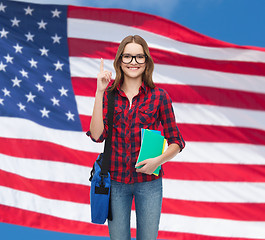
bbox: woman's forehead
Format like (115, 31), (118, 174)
(123, 42), (144, 53)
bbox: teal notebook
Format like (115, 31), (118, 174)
(136, 129), (166, 176)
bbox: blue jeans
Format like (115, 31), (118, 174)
(108, 178), (162, 240)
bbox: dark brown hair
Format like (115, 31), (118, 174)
(109, 35), (155, 91)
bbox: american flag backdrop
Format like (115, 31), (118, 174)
(1, 0), (265, 239)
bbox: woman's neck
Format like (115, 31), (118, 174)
(121, 77), (142, 94)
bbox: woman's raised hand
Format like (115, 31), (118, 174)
(97, 58), (112, 93)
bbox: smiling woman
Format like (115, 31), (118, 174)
(87, 34), (185, 239)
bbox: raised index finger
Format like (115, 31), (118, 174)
(100, 58), (104, 73)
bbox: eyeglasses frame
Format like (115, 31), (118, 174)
(120, 54), (147, 64)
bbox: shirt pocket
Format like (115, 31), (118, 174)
(113, 106), (123, 127)
(138, 105), (158, 126)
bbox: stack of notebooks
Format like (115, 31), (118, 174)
(136, 129), (166, 176)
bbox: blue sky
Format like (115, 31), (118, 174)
(2, 0), (265, 240)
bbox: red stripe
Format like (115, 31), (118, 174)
(79, 116), (265, 145)
(178, 123), (265, 145)
(72, 77), (97, 97)
(0, 204), (110, 237)
(163, 162), (265, 182)
(0, 204), (263, 240)
(1, 169), (264, 221)
(72, 77), (265, 111)
(69, 38), (265, 76)
(157, 83), (265, 111)
(0, 137), (99, 167)
(161, 198), (265, 221)
(0, 169), (90, 204)
(67, 5), (265, 53)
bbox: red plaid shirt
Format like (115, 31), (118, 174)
(87, 82), (185, 184)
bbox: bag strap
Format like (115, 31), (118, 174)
(100, 89), (115, 176)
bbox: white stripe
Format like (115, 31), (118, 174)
(173, 103), (265, 130)
(163, 179), (265, 203)
(0, 186), (91, 222)
(1, 186), (265, 239)
(76, 95), (265, 131)
(0, 153), (91, 185)
(2, 117), (264, 166)
(70, 57), (265, 94)
(159, 213), (265, 239)
(68, 18), (265, 63)
(173, 142), (265, 165)
(1, 153), (265, 203)
(0, 117), (104, 153)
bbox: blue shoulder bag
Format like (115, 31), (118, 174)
(88, 90), (115, 224)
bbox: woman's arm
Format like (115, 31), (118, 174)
(89, 59), (112, 140)
(135, 143), (180, 175)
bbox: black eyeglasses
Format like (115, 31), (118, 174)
(120, 54), (147, 64)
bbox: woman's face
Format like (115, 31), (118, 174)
(121, 42), (146, 81)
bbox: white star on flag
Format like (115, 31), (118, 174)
(4, 54), (14, 63)
(58, 86), (68, 97)
(25, 92), (36, 103)
(24, 6), (34, 15)
(29, 58), (38, 68)
(10, 17), (20, 27)
(43, 73), (52, 82)
(51, 34), (61, 44)
(40, 107), (50, 118)
(25, 32), (34, 41)
(0, 61), (7, 72)
(65, 111), (75, 121)
(19, 69), (28, 78)
(39, 46), (49, 56)
(11, 77), (22, 87)
(0, 28), (8, 38)
(0, 2), (7, 12)
(13, 43), (23, 53)
(51, 97), (60, 106)
(35, 83), (44, 92)
(2, 88), (11, 97)
(17, 102), (26, 111)
(51, 8), (61, 18)
(54, 60), (64, 71)
(37, 19), (47, 29)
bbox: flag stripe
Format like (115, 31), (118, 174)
(0, 169), (90, 204)
(79, 115), (265, 145)
(2, 139), (265, 182)
(67, 8), (265, 55)
(0, 204), (110, 237)
(2, 136), (265, 170)
(161, 199), (265, 221)
(72, 77), (265, 111)
(1, 187), (265, 239)
(76, 96), (265, 131)
(2, 205), (263, 240)
(70, 58), (265, 94)
(1, 171), (265, 222)
(0, 117), (101, 153)
(2, 153), (265, 203)
(69, 38), (265, 76)
(0, 137), (94, 167)
(163, 162), (265, 182)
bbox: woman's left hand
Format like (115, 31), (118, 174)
(135, 157), (161, 175)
